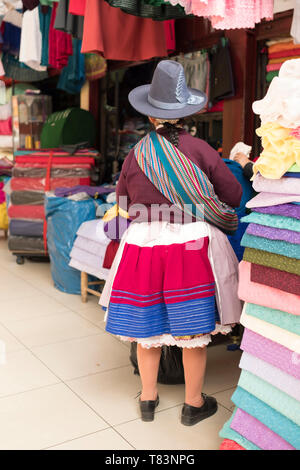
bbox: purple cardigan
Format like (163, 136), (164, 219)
(117, 128), (242, 222)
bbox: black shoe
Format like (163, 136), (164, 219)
(181, 394), (218, 426)
(139, 396), (159, 422)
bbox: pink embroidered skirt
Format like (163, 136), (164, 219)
(102, 221), (231, 348)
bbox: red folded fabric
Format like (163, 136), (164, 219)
(220, 439), (245, 451)
(0, 117), (12, 135)
(8, 204), (45, 219)
(15, 156), (95, 165)
(250, 263), (300, 296)
(11, 177), (91, 191)
(15, 163), (91, 169)
(269, 48), (300, 59)
(103, 240), (120, 269)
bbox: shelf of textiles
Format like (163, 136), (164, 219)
(219, 59), (300, 451)
(7, 148), (98, 263)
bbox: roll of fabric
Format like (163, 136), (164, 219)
(241, 232), (300, 259)
(230, 408), (295, 451)
(246, 192), (300, 209)
(241, 308), (300, 354)
(241, 213), (300, 233)
(246, 223), (300, 245)
(10, 191), (45, 206)
(246, 302), (300, 336)
(241, 328), (300, 380)
(240, 351), (300, 402)
(239, 261), (300, 316)
(231, 387), (300, 449)
(9, 219), (44, 237)
(250, 263), (300, 295)
(8, 204), (45, 220)
(253, 173), (300, 195)
(11, 177), (91, 191)
(8, 235), (45, 252)
(243, 247), (300, 276)
(252, 203), (300, 220)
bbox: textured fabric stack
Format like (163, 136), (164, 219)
(8, 148), (96, 254)
(0, 157), (12, 232)
(69, 218), (111, 281)
(220, 59), (300, 451)
(266, 38), (300, 83)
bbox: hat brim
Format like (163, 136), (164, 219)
(128, 85), (207, 119)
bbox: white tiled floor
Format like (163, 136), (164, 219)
(0, 236), (241, 450)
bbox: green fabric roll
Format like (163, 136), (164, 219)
(243, 247), (300, 276)
(266, 70), (279, 82)
(104, 0), (187, 19)
(239, 370), (300, 426)
(246, 303), (300, 336)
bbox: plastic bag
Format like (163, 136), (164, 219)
(130, 343), (185, 385)
(45, 194), (103, 294)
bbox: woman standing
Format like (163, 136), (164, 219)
(101, 60), (243, 425)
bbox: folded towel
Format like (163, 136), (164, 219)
(232, 387), (300, 449)
(238, 370), (300, 426)
(241, 307), (300, 354)
(68, 258), (109, 281)
(240, 351), (300, 402)
(241, 328), (300, 380)
(269, 48), (300, 59)
(241, 213), (300, 233)
(252, 203), (300, 220)
(243, 247), (300, 276)
(253, 173), (300, 195)
(266, 63), (282, 72)
(247, 192), (300, 209)
(73, 234), (110, 257)
(76, 219), (110, 244)
(219, 411), (260, 451)
(239, 261), (300, 316)
(241, 232), (300, 259)
(269, 55), (300, 64)
(250, 263), (300, 295)
(246, 302), (300, 335)
(231, 408), (295, 450)
(246, 223), (300, 245)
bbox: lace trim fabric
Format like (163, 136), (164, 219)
(165, 0), (273, 29)
(117, 323), (232, 349)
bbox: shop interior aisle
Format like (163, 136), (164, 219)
(0, 237), (241, 451)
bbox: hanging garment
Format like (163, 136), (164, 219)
(291, 0), (300, 45)
(164, 20), (176, 52)
(68, 0), (86, 15)
(3, 8), (23, 27)
(48, 2), (73, 69)
(54, 0), (84, 39)
(84, 54), (107, 81)
(19, 7), (46, 71)
(104, 0), (186, 20)
(81, 0), (167, 61)
(175, 51), (208, 92)
(39, 5), (52, 67)
(57, 39), (85, 94)
(209, 39), (234, 103)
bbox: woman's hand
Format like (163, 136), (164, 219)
(233, 152), (250, 168)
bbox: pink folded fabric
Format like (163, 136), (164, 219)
(241, 328), (300, 380)
(0, 117), (12, 135)
(231, 408), (295, 450)
(266, 63), (282, 72)
(247, 192), (300, 208)
(239, 261), (300, 316)
(253, 174), (300, 195)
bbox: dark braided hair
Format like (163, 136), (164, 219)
(162, 120), (184, 148)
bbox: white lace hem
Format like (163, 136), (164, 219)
(117, 324), (232, 349)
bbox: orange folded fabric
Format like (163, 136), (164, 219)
(268, 40), (295, 54)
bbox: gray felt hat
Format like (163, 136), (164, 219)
(128, 60), (207, 119)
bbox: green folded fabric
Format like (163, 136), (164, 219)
(246, 303), (300, 335)
(266, 70), (279, 82)
(238, 370), (300, 426)
(288, 163), (300, 173)
(241, 232), (300, 259)
(219, 410), (260, 450)
(243, 247), (300, 276)
(241, 213), (300, 233)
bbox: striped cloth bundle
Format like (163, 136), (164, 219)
(220, 66), (300, 451)
(266, 38), (300, 82)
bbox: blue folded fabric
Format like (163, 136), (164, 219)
(219, 409), (260, 450)
(232, 387), (300, 449)
(241, 232), (300, 259)
(284, 172), (300, 178)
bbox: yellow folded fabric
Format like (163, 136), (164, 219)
(253, 122), (300, 179)
(0, 202), (8, 231)
(269, 55), (300, 64)
(102, 204), (129, 222)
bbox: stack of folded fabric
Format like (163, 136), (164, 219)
(0, 156), (13, 233)
(266, 38), (300, 82)
(8, 148), (97, 255)
(69, 219), (111, 281)
(220, 59), (300, 451)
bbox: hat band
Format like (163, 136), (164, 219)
(148, 94), (187, 110)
